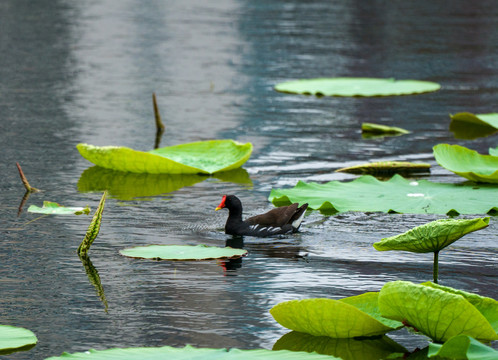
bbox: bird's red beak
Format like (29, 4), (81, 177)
(215, 195), (226, 211)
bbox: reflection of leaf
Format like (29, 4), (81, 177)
(428, 334), (498, 359)
(433, 144), (498, 183)
(270, 293), (402, 338)
(373, 217), (490, 253)
(77, 140), (252, 174)
(77, 166), (252, 200)
(119, 244), (248, 261)
(269, 174), (498, 215)
(44, 344), (336, 359)
(78, 192), (107, 256)
(274, 78), (440, 97)
(336, 161), (430, 175)
(79, 254), (108, 313)
(273, 331), (407, 360)
(378, 281), (498, 343)
(450, 112), (498, 140)
(27, 201), (90, 215)
(361, 123), (410, 135)
(0, 325), (37, 355)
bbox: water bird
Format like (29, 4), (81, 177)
(215, 195), (308, 237)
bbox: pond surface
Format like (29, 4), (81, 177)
(1, 0), (497, 358)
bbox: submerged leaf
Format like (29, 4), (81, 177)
(0, 325), (37, 354)
(27, 201), (90, 215)
(361, 123), (410, 135)
(373, 217), (490, 253)
(119, 244), (248, 261)
(269, 174), (498, 215)
(428, 334), (498, 359)
(274, 78), (441, 97)
(433, 144), (498, 183)
(78, 191), (107, 256)
(336, 161), (430, 175)
(270, 293), (402, 338)
(378, 281), (498, 343)
(449, 112), (498, 140)
(77, 140), (252, 174)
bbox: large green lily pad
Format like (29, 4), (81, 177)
(27, 201), (91, 215)
(336, 161), (430, 175)
(0, 325), (37, 354)
(44, 344), (336, 359)
(119, 244), (248, 261)
(428, 334), (498, 359)
(77, 140), (252, 174)
(378, 281), (498, 343)
(269, 174), (498, 215)
(449, 112), (498, 140)
(373, 217), (490, 253)
(270, 293), (402, 338)
(433, 144), (498, 183)
(274, 78), (441, 97)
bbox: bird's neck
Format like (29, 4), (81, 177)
(227, 206), (244, 223)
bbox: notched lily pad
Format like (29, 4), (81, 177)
(0, 325), (37, 354)
(433, 144), (498, 183)
(378, 281), (498, 343)
(27, 201), (90, 215)
(270, 292), (402, 338)
(77, 140), (252, 174)
(269, 174), (498, 215)
(449, 112), (498, 140)
(361, 123), (410, 136)
(336, 161), (430, 175)
(428, 334), (498, 359)
(373, 217), (490, 253)
(119, 244), (248, 261)
(274, 78), (441, 97)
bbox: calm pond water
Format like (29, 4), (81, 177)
(1, 0), (497, 359)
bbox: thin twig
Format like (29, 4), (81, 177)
(153, 92), (165, 149)
(16, 162), (40, 192)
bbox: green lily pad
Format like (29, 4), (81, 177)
(269, 174), (498, 215)
(378, 281), (498, 343)
(361, 123), (410, 136)
(274, 78), (441, 97)
(373, 217), (490, 253)
(433, 144), (498, 183)
(449, 113), (498, 140)
(119, 244), (248, 261)
(0, 325), (37, 354)
(44, 344), (336, 359)
(270, 292), (402, 338)
(489, 147), (498, 156)
(336, 161), (430, 175)
(428, 335), (498, 359)
(76, 140), (253, 174)
(27, 201), (90, 215)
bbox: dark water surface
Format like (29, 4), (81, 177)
(1, 0), (497, 358)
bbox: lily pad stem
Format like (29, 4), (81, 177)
(153, 93), (165, 149)
(433, 250), (439, 283)
(16, 162), (40, 192)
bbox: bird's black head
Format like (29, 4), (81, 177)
(215, 195), (242, 211)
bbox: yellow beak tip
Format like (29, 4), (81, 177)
(215, 207), (222, 211)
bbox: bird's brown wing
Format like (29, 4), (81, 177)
(246, 203), (299, 228)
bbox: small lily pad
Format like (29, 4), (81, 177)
(119, 244), (248, 261)
(361, 123), (410, 136)
(378, 281), (498, 343)
(27, 201), (90, 215)
(336, 161), (430, 175)
(373, 217), (490, 253)
(428, 334), (498, 359)
(270, 292), (402, 338)
(274, 78), (441, 97)
(449, 112), (498, 140)
(433, 144), (498, 183)
(0, 325), (37, 354)
(77, 140), (253, 174)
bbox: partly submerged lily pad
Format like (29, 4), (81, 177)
(449, 112), (498, 140)
(27, 201), (90, 215)
(0, 325), (37, 354)
(378, 281), (498, 343)
(270, 292), (402, 338)
(77, 140), (253, 174)
(433, 144), (498, 183)
(361, 123), (410, 136)
(274, 78), (441, 97)
(428, 334), (498, 359)
(119, 244), (248, 261)
(336, 161), (430, 175)
(373, 217), (490, 253)
(44, 344), (336, 359)
(269, 174), (498, 215)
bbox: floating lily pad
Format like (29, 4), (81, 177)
(428, 334), (498, 359)
(378, 281), (498, 343)
(27, 201), (90, 215)
(433, 144), (498, 183)
(269, 174), (498, 215)
(270, 292), (402, 338)
(0, 325), (37, 354)
(361, 123), (410, 136)
(274, 78), (441, 97)
(336, 161), (430, 175)
(44, 344), (335, 359)
(490, 147), (498, 156)
(119, 244), (248, 261)
(449, 112), (498, 140)
(373, 217), (490, 253)
(77, 140), (253, 174)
